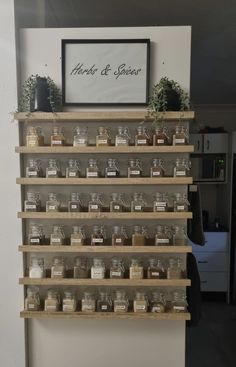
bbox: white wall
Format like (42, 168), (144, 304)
(0, 1), (25, 366)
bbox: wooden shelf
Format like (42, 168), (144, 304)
(16, 177), (193, 185)
(20, 310), (191, 320)
(18, 245), (192, 253)
(14, 111), (195, 122)
(19, 278), (191, 286)
(18, 212), (193, 219)
(15, 145), (194, 154)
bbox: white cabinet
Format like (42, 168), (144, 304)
(190, 133), (228, 154)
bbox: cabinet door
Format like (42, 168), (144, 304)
(199, 271), (228, 291)
(203, 134), (228, 153)
(189, 232), (228, 252)
(194, 252), (228, 272)
(189, 134), (203, 153)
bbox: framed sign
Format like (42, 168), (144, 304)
(62, 39), (150, 106)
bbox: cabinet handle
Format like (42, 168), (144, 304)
(197, 140), (200, 151)
(198, 261), (208, 264)
(206, 139), (210, 150)
(201, 280), (208, 284)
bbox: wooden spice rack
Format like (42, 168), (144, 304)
(16, 110), (194, 320)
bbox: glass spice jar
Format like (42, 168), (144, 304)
(170, 291), (188, 313)
(88, 193), (102, 213)
(73, 126), (88, 147)
(91, 258), (105, 279)
(129, 259), (143, 279)
(51, 256), (65, 278)
(68, 192), (81, 212)
(26, 126), (44, 147)
(25, 286), (41, 311)
(173, 125), (189, 146)
(51, 126), (66, 146)
(66, 159), (80, 178)
(86, 159), (100, 178)
(173, 193), (189, 212)
(133, 291), (148, 313)
(91, 225), (105, 246)
(110, 193), (124, 212)
(131, 192), (146, 212)
(46, 159), (61, 178)
(155, 225), (172, 246)
(150, 158), (165, 177)
(24, 192), (41, 212)
(110, 258), (125, 279)
(81, 292), (96, 312)
(44, 289), (60, 311)
(135, 126), (150, 146)
(29, 257), (45, 278)
(96, 126), (111, 147)
(132, 226), (147, 246)
(150, 291), (165, 313)
(26, 159), (43, 178)
(153, 125), (169, 146)
(167, 258), (183, 279)
(50, 225), (65, 245)
(70, 225), (86, 246)
(62, 290), (77, 312)
(115, 126), (130, 146)
(105, 159), (120, 178)
(172, 225), (188, 246)
(128, 158), (142, 178)
(114, 290), (129, 313)
(46, 192), (60, 212)
(73, 257), (89, 278)
(27, 224), (44, 245)
(147, 258), (166, 279)
(153, 192), (168, 212)
(97, 292), (113, 312)
(111, 226), (127, 246)
(173, 158), (191, 177)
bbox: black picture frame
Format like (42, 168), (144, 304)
(61, 39), (150, 106)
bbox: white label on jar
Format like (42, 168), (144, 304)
(107, 171), (116, 176)
(173, 306), (185, 311)
(98, 139), (108, 144)
(115, 238), (122, 243)
(156, 206), (166, 212)
(152, 171), (161, 176)
(156, 201), (166, 207)
(45, 305), (57, 311)
(30, 238), (40, 244)
(152, 306), (161, 312)
(134, 205), (142, 211)
(53, 271), (63, 276)
(47, 170), (57, 175)
(52, 140), (62, 145)
(28, 304), (35, 309)
(25, 204), (36, 210)
(177, 205), (185, 211)
(157, 238), (169, 244)
(130, 170), (140, 175)
(115, 305), (126, 311)
(29, 269), (44, 278)
(82, 304), (94, 311)
(71, 204), (78, 209)
(92, 238), (103, 243)
(91, 204), (98, 210)
(71, 238), (81, 244)
(91, 268), (104, 279)
(51, 238), (61, 243)
(63, 304), (75, 312)
(111, 271), (121, 277)
(114, 205), (120, 210)
(175, 138), (185, 144)
(87, 172), (98, 177)
(116, 138), (128, 145)
(176, 171), (186, 176)
(157, 139), (164, 144)
(130, 270), (142, 278)
(152, 272), (160, 276)
(48, 205), (56, 210)
(135, 305), (146, 311)
(78, 138), (86, 144)
(28, 171), (37, 177)
(101, 305), (108, 310)
(69, 172), (76, 177)
(137, 139), (147, 144)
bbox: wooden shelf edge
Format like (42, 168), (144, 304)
(18, 245), (192, 253)
(17, 212), (193, 219)
(16, 177), (193, 185)
(19, 278), (191, 286)
(14, 111), (195, 122)
(20, 310), (191, 320)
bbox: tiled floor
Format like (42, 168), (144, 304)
(186, 302), (236, 367)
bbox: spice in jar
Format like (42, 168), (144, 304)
(24, 192), (41, 212)
(97, 292), (113, 312)
(135, 126), (150, 146)
(147, 258), (166, 279)
(68, 192), (81, 212)
(173, 193), (189, 212)
(28, 224), (45, 245)
(66, 159), (80, 178)
(131, 192), (146, 212)
(111, 226), (127, 246)
(26, 159), (43, 178)
(150, 158), (165, 177)
(110, 193), (124, 212)
(91, 225), (105, 246)
(29, 257), (45, 278)
(96, 126), (111, 147)
(132, 226), (147, 246)
(26, 126), (44, 147)
(153, 192), (168, 212)
(170, 291), (188, 313)
(150, 291), (165, 313)
(46, 159), (61, 178)
(129, 259), (143, 279)
(167, 258), (183, 279)
(70, 225), (86, 246)
(73, 126), (88, 147)
(51, 126), (66, 146)
(128, 158), (142, 178)
(25, 286), (41, 311)
(110, 258), (125, 279)
(115, 126), (130, 146)
(155, 225), (172, 246)
(172, 225), (188, 246)
(50, 225), (65, 245)
(133, 291), (148, 312)
(51, 256), (65, 278)
(114, 290), (129, 313)
(46, 192), (60, 212)
(73, 257), (89, 278)
(153, 125), (169, 146)
(91, 258), (105, 279)
(173, 158), (191, 177)
(81, 292), (96, 312)
(88, 193), (102, 213)
(62, 290), (77, 312)
(173, 125), (189, 146)
(86, 159), (100, 178)
(105, 159), (120, 178)
(44, 289), (60, 311)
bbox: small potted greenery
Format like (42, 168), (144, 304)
(18, 74), (62, 113)
(148, 77), (190, 120)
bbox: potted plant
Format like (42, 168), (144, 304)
(18, 74), (62, 113)
(148, 77), (190, 120)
